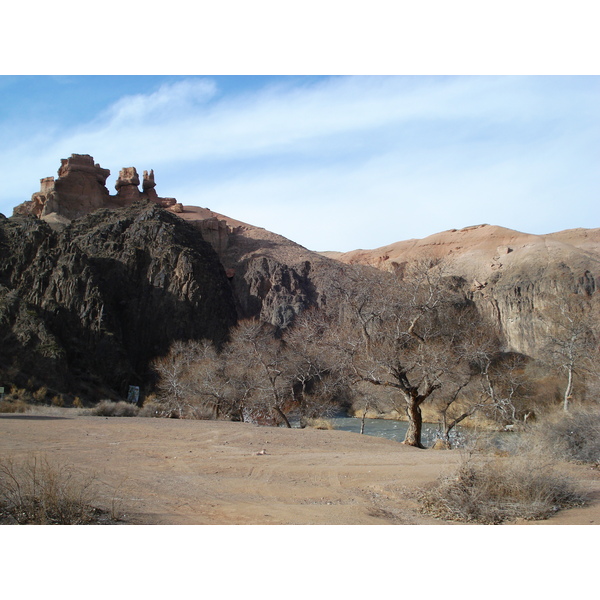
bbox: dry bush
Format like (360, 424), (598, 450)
(137, 398), (163, 418)
(51, 395), (65, 407)
(0, 455), (108, 524)
(9, 386), (30, 402)
(304, 418), (334, 430)
(522, 408), (600, 465)
(91, 400), (139, 417)
(72, 397), (84, 409)
(0, 399), (28, 413)
(418, 453), (584, 524)
(32, 386), (48, 403)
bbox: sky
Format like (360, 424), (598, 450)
(2, 2), (598, 590)
(0, 75), (598, 252)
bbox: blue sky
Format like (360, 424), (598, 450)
(0, 75), (597, 251)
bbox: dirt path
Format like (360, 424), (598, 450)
(1, 413), (599, 525)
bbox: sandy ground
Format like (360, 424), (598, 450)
(1, 411), (599, 525)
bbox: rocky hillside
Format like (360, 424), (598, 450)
(322, 224), (600, 356)
(13, 154), (357, 330)
(4, 154), (363, 399)
(175, 205), (357, 328)
(1, 203), (237, 399)
(5, 153), (598, 400)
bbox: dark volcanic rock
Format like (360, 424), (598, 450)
(176, 206), (360, 329)
(0, 203), (237, 398)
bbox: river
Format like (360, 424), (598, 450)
(329, 416), (510, 449)
(329, 416), (448, 447)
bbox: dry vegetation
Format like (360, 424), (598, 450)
(0, 454), (118, 524)
(417, 408), (598, 523)
(89, 400), (140, 417)
(418, 452), (584, 524)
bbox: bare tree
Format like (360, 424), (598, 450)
(339, 260), (479, 448)
(281, 309), (348, 427)
(540, 294), (598, 412)
(226, 320), (293, 427)
(151, 340), (204, 418)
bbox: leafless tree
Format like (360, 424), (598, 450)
(151, 340), (204, 418)
(337, 260), (479, 448)
(224, 320), (292, 426)
(540, 294), (598, 412)
(281, 309), (349, 427)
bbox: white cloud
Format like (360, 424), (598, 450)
(100, 79), (218, 125)
(1, 76), (598, 251)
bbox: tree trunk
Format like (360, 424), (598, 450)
(360, 400), (371, 434)
(273, 405), (292, 428)
(403, 399), (425, 448)
(439, 409), (449, 444)
(563, 364), (573, 412)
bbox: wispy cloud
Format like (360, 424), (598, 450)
(0, 76), (597, 250)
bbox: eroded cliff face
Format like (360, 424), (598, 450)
(13, 154), (182, 223)
(326, 225), (600, 357)
(176, 206), (356, 328)
(0, 203), (237, 398)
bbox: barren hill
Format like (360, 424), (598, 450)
(321, 224), (600, 356)
(7, 153), (599, 387)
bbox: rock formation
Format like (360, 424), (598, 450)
(1, 203), (237, 399)
(322, 224), (600, 357)
(174, 206), (356, 328)
(11, 154), (349, 336)
(6, 153), (599, 399)
(13, 154), (179, 224)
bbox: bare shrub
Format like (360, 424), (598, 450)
(138, 398), (163, 418)
(304, 418), (334, 430)
(33, 386), (48, 403)
(0, 455), (107, 524)
(91, 400), (139, 417)
(418, 453), (584, 524)
(51, 395), (64, 407)
(0, 399), (28, 413)
(523, 408), (600, 465)
(9, 386), (30, 402)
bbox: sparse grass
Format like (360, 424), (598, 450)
(91, 400), (139, 417)
(0, 399), (28, 413)
(523, 408), (600, 465)
(418, 452), (584, 524)
(304, 418), (334, 430)
(0, 454), (115, 524)
(32, 386), (48, 403)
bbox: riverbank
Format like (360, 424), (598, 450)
(1, 411), (598, 525)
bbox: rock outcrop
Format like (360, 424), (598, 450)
(7, 153), (599, 394)
(175, 206), (357, 328)
(0, 203), (237, 398)
(323, 225), (600, 357)
(11, 154), (366, 333)
(13, 154), (179, 224)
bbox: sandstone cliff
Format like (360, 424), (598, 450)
(175, 206), (357, 328)
(13, 154), (181, 223)
(6, 153), (598, 399)
(322, 225), (600, 356)
(0, 203), (237, 398)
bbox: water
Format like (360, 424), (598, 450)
(330, 416), (447, 447)
(330, 416), (510, 449)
